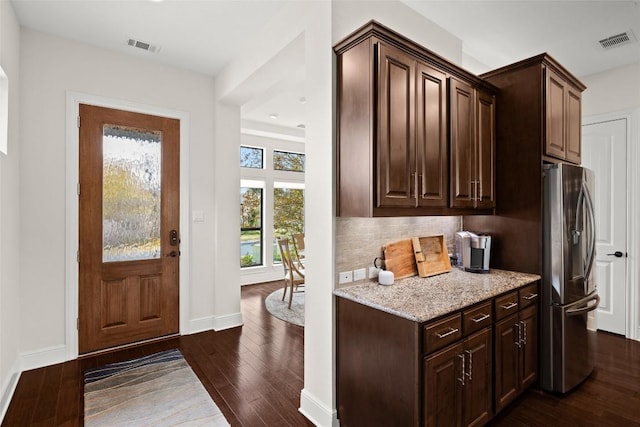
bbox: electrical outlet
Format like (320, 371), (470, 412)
(369, 266), (379, 278)
(338, 271), (353, 284)
(353, 268), (366, 281)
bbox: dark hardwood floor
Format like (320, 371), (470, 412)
(2, 280), (312, 426)
(490, 330), (640, 426)
(3, 280), (640, 426)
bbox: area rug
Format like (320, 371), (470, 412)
(265, 288), (305, 327)
(84, 349), (229, 427)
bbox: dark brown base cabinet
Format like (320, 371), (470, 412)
(336, 281), (539, 427)
(424, 328), (492, 427)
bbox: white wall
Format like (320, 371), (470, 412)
(18, 29), (218, 356)
(581, 63), (640, 340)
(0, 0), (22, 419)
(581, 63), (640, 117)
(332, 0), (462, 62)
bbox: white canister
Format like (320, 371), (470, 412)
(378, 269), (394, 286)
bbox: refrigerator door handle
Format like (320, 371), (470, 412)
(566, 294), (600, 316)
(583, 181), (597, 287)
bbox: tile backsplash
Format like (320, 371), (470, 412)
(335, 216), (462, 287)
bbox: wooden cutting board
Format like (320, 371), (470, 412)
(383, 238), (418, 279)
(412, 235), (452, 278)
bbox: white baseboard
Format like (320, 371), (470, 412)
(188, 312), (243, 334)
(19, 344), (67, 372)
(0, 359), (21, 423)
(299, 388), (339, 427)
(213, 312), (243, 331)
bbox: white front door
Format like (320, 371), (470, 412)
(582, 118), (627, 335)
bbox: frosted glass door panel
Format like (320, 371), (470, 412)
(102, 125), (162, 262)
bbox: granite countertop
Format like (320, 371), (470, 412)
(333, 268), (541, 323)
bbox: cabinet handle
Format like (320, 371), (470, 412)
(515, 322), (522, 348)
(501, 302), (518, 310)
(410, 173), (415, 198)
(478, 180), (482, 202)
(458, 353), (465, 386)
(435, 327), (459, 339)
(521, 320), (527, 345)
(472, 313), (490, 323)
(523, 293), (538, 301)
(465, 350), (473, 380)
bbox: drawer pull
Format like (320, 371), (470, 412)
(523, 293), (538, 301)
(501, 302), (518, 310)
(471, 313), (490, 323)
(435, 327), (459, 339)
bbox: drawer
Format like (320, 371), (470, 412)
(519, 282), (539, 309)
(494, 291), (519, 320)
(423, 313), (462, 355)
(463, 301), (492, 335)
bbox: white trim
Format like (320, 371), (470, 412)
(0, 359), (20, 423)
(65, 91), (191, 359)
(19, 345), (67, 372)
(584, 108), (640, 341)
(299, 389), (339, 427)
(213, 312), (243, 331)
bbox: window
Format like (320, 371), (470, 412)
(240, 139), (304, 274)
(240, 181), (264, 267)
(240, 146), (263, 169)
(273, 150), (305, 172)
(273, 183), (304, 263)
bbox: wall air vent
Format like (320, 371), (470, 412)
(598, 30), (637, 50)
(127, 38), (161, 53)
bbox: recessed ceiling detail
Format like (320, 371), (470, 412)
(598, 30), (637, 49)
(127, 38), (161, 53)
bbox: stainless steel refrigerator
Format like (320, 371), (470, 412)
(541, 163), (599, 393)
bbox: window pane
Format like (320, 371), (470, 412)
(241, 187), (263, 267)
(102, 124), (161, 262)
(240, 146), (263, 168)
(273, 150), (305, 172)
(241, 230), (262, 267)
(273, 187), (304, 262)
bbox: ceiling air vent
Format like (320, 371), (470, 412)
(127, 38), (161, 53)
(598, 30), (637, 50)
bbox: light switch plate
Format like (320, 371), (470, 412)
(369, 266), (379, 278)
(353, 268), (366, 281)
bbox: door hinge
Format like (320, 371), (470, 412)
(77, 250), (79, 263)
(77, 318), (79, 330)
(77, 115), (80, 128)
(77, 183), (81, 196)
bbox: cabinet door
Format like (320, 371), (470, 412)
(462, 329), (492, 427)
(416, 62), (448, 207)
(494, 314), (519, 413)
(450, 78), (475, 208)
(545, 68), (567, 160)
(565, 86), (582, 164)
(377, 42), (416, 208)
(519, 305), (538, 390)
(424, 343), (463, 427)
(475, 89), (495, 209)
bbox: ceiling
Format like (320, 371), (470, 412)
(10, 1), (640, 132)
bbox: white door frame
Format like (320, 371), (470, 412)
(65, 92), (191, 360)
(584, 108), (640, 341)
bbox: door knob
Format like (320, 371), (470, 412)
(606, 251), (624, 258)
(166, 250), (179, 258)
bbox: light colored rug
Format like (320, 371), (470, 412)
(265, 288), (305, 327)
(84, 349), (229, 427)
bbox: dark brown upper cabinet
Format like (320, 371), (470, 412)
(450, 78), (495, 209)
(545, 67), (583, 164)
(335, 21), (496, 217)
